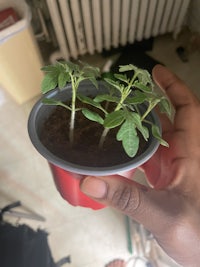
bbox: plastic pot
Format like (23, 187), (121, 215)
(28, 81), (161, 209)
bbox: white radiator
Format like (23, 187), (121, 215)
(46, 0), (191, 60)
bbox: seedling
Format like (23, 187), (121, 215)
(41, 61), (172, 157)
(79, 64), (171, 157)
(41, 61), (100, 144)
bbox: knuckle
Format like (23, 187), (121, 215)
(111, 185), (141, 213)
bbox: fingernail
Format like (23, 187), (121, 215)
(81, 176), (108, 199)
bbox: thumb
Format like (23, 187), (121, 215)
(81, 175), (142, 211)
(80, 175), (177, 234)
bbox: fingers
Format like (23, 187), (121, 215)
(80, 175), (178, 234)
(152, 65), (198, 109)
(153, 64), (200, 135)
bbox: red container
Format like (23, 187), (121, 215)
(49, 163), (137, 210)
(49, 163), (105, 210)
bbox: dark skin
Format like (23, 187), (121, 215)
(80, 65), (200, 267)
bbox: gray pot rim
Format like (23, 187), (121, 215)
(28, 81), (161, 176)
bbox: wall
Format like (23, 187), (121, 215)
(187, 0), (200, 33)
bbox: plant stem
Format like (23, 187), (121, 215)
(69, 110), (75, 145)
(99, 71), (140, 150)
(69, 74), (77, 145)
(99, 128), (110, 149)
(128, 71), (138, 90)
(99, 95), (123, 149)
(141, 101), (158, 121)
(99, 73), (138, 149)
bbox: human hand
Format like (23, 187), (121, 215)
(80, 65), (200, 266)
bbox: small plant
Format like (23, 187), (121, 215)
(41, 61), (172, 157)
(41, 61), (100, 144)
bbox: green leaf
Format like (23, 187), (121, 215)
(58, 72), (70, 89)
(152, 125), (169, 147)
(159, 97), (172, 119)
(82, 64), (100, 78)
(77, 94), (102, 109)
(41, 65), (58, 73)
(130, 113), (149, 141)
(137, 69), (153, 87)
(125, 90), (147, 104)
(94, 94), (119, 103)
(101, 72), (115, 80)
(151, 97), (162, 107)
(119, 64), (138, 73)
(42, 98), (71, 110)
(117, 119), (139, 157)
(117, 119), (137, 141)
(42, 98), (61, 105)
(41, 74), (58, 93)
(65, 61), (80, 73)
(87, 76), (99, 88)
(104, 78), (122, 91)
(82, 108), (104, 124)
(122, 135), (139, 157)
(114, 73), (129, 83)
(104, 110), (125, 129)
(119, 64), (154, 88)
(133, 81), (152, 92)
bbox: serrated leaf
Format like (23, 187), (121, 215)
(114, 73), (129, 83)
(104, 78), (122, 91)
(133, 81), (152, 92)
(42, 98), (62, 105)
(42, 98), (71, 110)
(58, 72), (70, 89)
(94, 94), (119, 103)
(104, 110), (125, 129)
(41, 74), (58, 93)
(137, 69), (153, 87)
(152, 125), (169, 147)
(65, 61), (80, 72)
(87, 76), (98, 88)
(130, 113), (149, 140)
(125, 90), (147, 104)
(101, 72), (115, 80)
(82, 65), (100, 78)
(159, 97), (172, 119)
(117, 119), (139, 157)
(41, 65), (58, 73)
(119, 64), (138, 72)
(77, 94), (102, 109)
(122, 135), (139, 157)
(82, 109), (104, 124)
(116, 119), (137, 141)
(119, 64), (153, 89)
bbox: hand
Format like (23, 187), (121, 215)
(80, 65), (200, 267)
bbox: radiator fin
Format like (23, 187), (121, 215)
(46, 0), (191, 60)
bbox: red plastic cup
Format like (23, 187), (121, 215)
(49, 163), (137, 210)
(49, 163), (105, 210)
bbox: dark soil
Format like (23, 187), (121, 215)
(40, 101), (148, 167)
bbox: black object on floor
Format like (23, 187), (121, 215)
(103, 37), (155, 57)
(176, 46), (189, 62)
(110, 38), (162, 74)
(0, 202), (70, 267)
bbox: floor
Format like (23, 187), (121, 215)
(0, 30), (200, 267)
